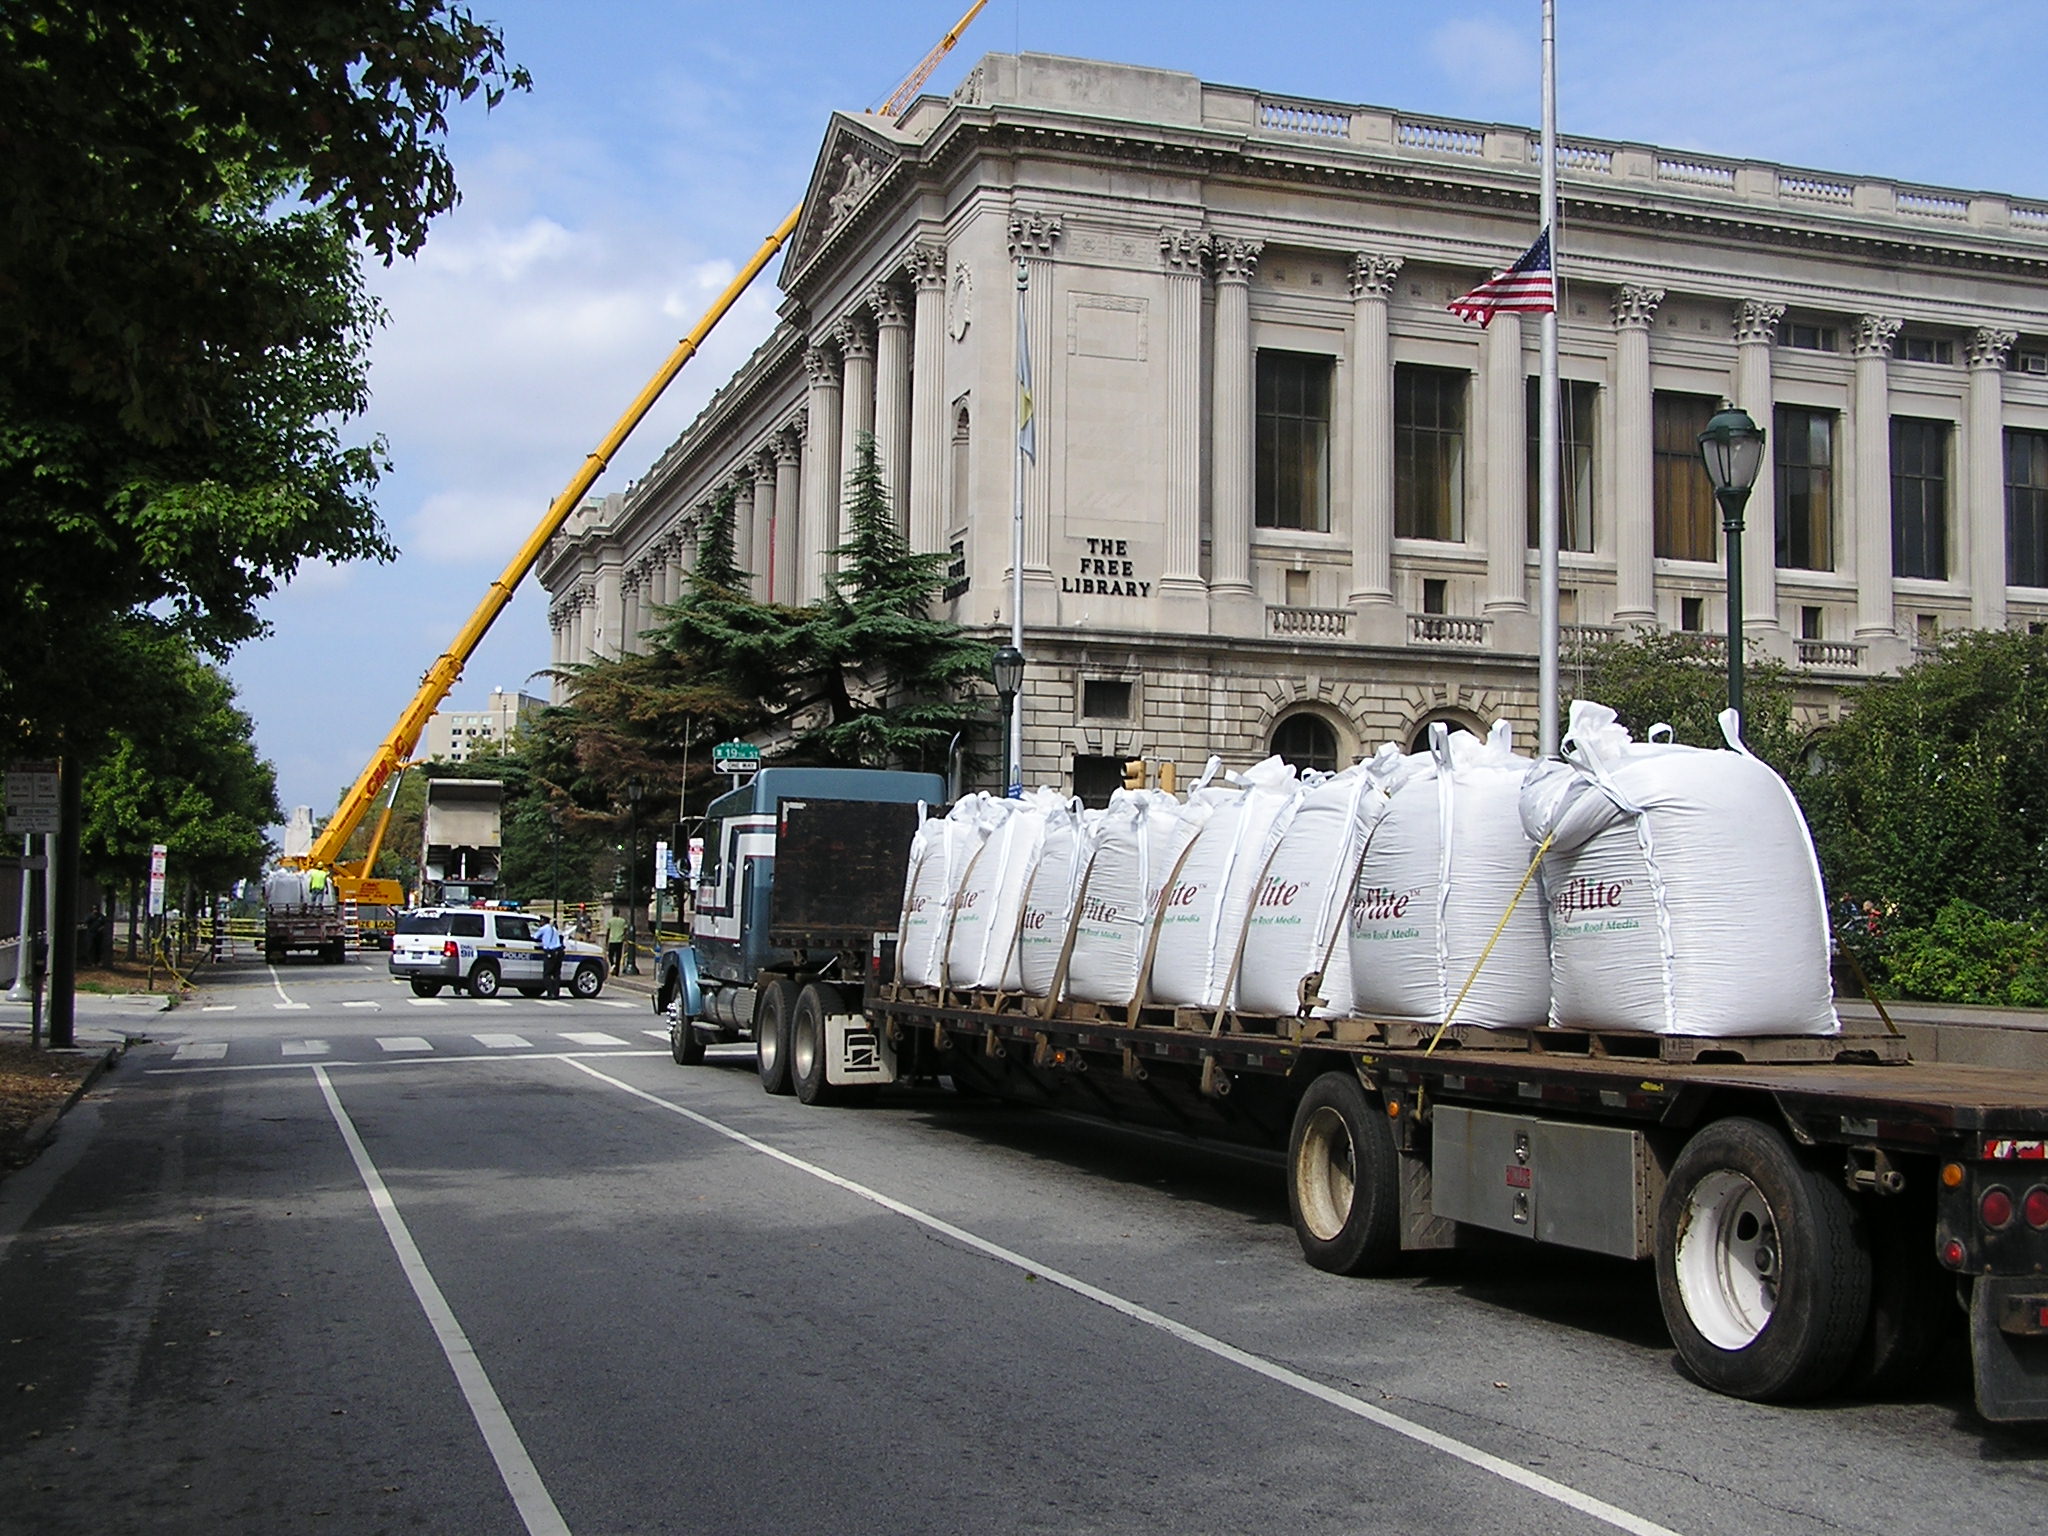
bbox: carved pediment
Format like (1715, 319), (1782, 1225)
(787, 114), (912, 277)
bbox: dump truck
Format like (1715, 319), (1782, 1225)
(420, 778), (503, 907)
(261, 869), (347, 964)
(654, 767), (2048, 1425)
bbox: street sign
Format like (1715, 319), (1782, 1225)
(711, 739), (760, 775)
(654, 839), (670, 887)
(4, 759), (59, 836)
(147, 843), (168, 918)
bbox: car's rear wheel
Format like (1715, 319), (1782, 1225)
(408, 978), (443, 998)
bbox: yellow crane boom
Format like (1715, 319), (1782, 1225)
(302, 3), (985, 892)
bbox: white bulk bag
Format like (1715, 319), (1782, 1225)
(1348, 722), (1551, 1028)
(897, 795), (995, 988)
(1150, 757), (1302, 1010)
(1519, 701), (1838, 1037)
(1018, 798), (1100, 998)
(1065, 779), (1216, 1007)
(945, 790), (1061, 991)
(1237, 746), (1422, 1018)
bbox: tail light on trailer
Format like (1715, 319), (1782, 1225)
(1982, 1186), (2016, 1230)
(2026, 1187), (2048, 1230)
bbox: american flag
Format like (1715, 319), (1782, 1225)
(1447, 228), (1555, 326)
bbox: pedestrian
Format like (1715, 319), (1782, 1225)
(536, 914), (565, 998)
(85, 908), (107, 967)
(605, 908), (627, 970)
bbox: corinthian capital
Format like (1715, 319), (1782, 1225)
(1007, 210), (1063, 261)
(1158, 226), (1211, 274)
(1854, 314), (1902, 360)
(1611, 285), (1664, 330)
(1211, 236), (1264, 283)
(868, 283), (911, 329)
(1348, 252), (1403, 300)
(833, 314), (874, 363)
(803, 343), (838, 386)
(904, 241), (947, 291)
(1733, 299), (1786, 346)
(1969, 327), (2019, 371)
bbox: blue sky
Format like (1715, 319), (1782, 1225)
(229, 0), (2048, 822)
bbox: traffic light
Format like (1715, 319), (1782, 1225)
(1156, 761), (1177, 794)
(1122, 758), (1147, 792)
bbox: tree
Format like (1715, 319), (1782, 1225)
(1563, 629), (1803, 776)
(0, 3), (526, 754)
(787, 434), (991, 770)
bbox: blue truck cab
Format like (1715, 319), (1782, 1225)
(656, 767), (943, 1092)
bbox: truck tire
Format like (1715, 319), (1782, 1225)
(468, 960), (501, 999)
(571, 962), (604, 999)
(791, 983), (846, 1107)
(1656, 1117), (1872, 1403)
(1847, 1181), (1956, 1393)
(409, 978), (443, 998)
(755, 978), (799, 1096)
(1286, 1070), (1401, 1276)
(667, 981), (706, 1066)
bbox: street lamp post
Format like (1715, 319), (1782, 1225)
(991, 645), (1025, 798)
(1697, 405), (1767, 730)
(624, 777), (642, 975)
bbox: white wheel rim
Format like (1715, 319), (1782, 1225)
(760, 1014), (781, 1075)
(1675, 1168), (1781, 1350)
(1295, 1105), (1357, 1243)
(792, 1013), (817, 1080)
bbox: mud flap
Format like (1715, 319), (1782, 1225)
(825, 1014), (896, 1086)
(1971, 1275), (2048, 1423)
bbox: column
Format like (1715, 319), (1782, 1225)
(1347, 252), (1401, 639)
(730, 475), (756, 590)
(548, 606), (565, 672)
(870, 283), (913, 529)
(1209, 236), (1263, 629)
(1009, 210), (1062, 619)
(593, 564), (621, 656)
(775, 421), (803, 605)
(835, 315), (875, 581)
(801, 342), (842, 603)
(905, 242), (949, 556)
(567, 588), (586, 663)
(1483, 311), (1527, 614)
(1734, 299), (1786, 639)
(1853, 314), (1901, 641)
(1158, 225), (1210, 628)
(750, 452), (777, 603)
(1969, 327), (2018, 630)
(1611, 285), (1664, 628)
(622, 571), (643, 652)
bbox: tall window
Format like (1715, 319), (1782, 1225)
(1892, 417), (1950, 581)
(1526, 378), (1596, 552)
(1272, 713), (1340, 774)
(2008, 428), (2048, 587)
(1256, 351), (1332, 531)
(1774, 406), (1835, 571)
(1395, 364), (1466, 541)
(1653, 392), (1719, 561)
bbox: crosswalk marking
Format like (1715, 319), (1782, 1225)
(201, 1004), (236, 1013)
(560, 1031), (628, 1047)
(534, 999), (571, 1008)
(274, 1002), (311, 1011)
(472, 1033), (532, 1050)
(343, 1000), (381, 1009)
(590, 997), (635, 1009)
(471, 998), (513, 1008)
(376, 1037), (434, 1053)
(408, 997), (450, 1008)
(642, 1029), (669, 1041)
(173, 1041), (228, 1061)
(281, 1040), (330, 1057)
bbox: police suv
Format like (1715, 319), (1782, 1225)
(388, 908), (607, 999)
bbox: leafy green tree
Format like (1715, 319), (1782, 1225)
(788, 434), (991, 770)
(1, 2), (525, 755)
(1562, 629), (1802, 774)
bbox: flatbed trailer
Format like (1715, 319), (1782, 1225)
(658, 777), (2048, 1424)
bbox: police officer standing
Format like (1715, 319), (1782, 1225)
(537, 913), (566, 998)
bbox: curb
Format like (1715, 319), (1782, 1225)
(19, 1042), (126, 1155)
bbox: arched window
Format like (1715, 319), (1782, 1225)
(1406, 711), (1483, 756)
(1271, 713), (1340, 774)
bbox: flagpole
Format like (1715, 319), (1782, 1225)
(1011, 259), (1029, 796)
(1536, 0), (1562, 758)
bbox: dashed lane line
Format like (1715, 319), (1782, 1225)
(201, 1004), (236, 1013)
(344, 1000), (382, 1010)
(281, 1041), (330, 1057)
(559, 1031), (627, 1048)
(409, 997), (451, 1008)
(376, 1037), (434, 1053)
(472, 1034), (533, 1050)
(172, 1041), (227, 1061)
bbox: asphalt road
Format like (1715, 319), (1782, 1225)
(2, 951), (2046, 1535)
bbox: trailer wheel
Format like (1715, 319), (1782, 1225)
(1656, 1117), (1871, 1402)
(467, 960), (501, 999)
(791, 984), (844, 1107)
(755, 978), (799, 1096)
(1286, 1070), (1401, 1276)
(1847, 1181), (1955, 1393)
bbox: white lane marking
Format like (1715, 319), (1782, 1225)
(280, 1041), (330, 1057)
(376, 1037), (434, 1053)
(265, 964), (295, 1008)
(559, 1059), (1684, 1536)
(471, 998), (514, 1008)
(559, 1031), (627, 1048)
(344, 1000), (382, 1010)
(641, 1030), (668, 1041)
(145, 1050), (667, 1076)
(534, 1000), (571, 1008)
(201, 1005), (237, 1013)
(589, 997), (634, 1009)
(173, 1041), (228, 1061)
(409, 998), (450, 1008)
(312, 1068), (569, 1536)
(473, 1034), (533, 1050)
(274, 1002), (311, 1011)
